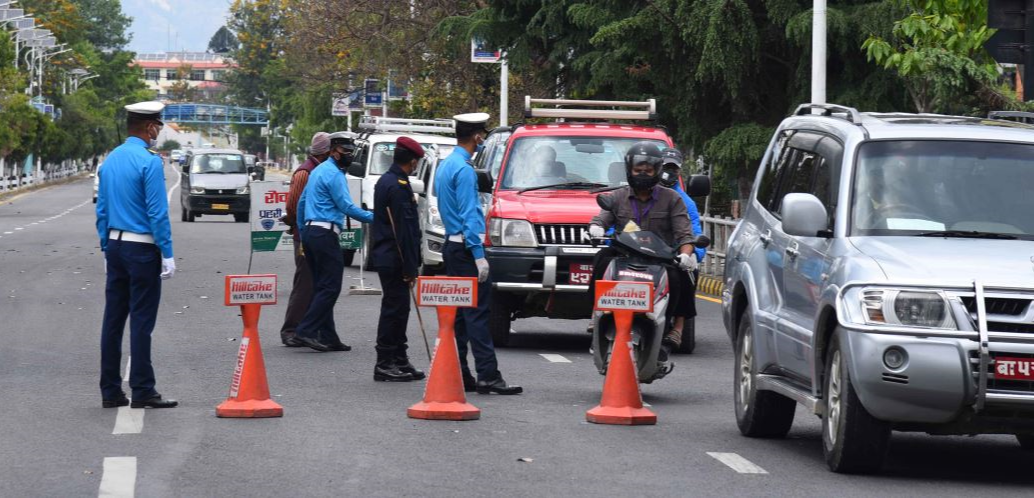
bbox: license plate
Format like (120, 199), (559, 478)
(994, 357), (1034, 380)
(212, 203), (230, 210)
(569, 263), (593, 284)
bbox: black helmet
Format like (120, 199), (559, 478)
(624, 141), (663, 190)
(659, 149), (683, 188)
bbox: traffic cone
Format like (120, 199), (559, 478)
(408, 306), (480, 421)
(586, 310), (656, 425)
(217, 304), (283, 418)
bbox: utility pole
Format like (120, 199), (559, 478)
(811, 0), (827, 104)
(500, 58), (509, 126)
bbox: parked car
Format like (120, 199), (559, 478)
(170, 149), (184, 162)
(342, 117), (452, 266)
(723, 104), (1034, 474)
(179, 148), (250, 223)
(478, 97), (675, 346)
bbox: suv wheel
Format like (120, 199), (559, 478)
(675, 318), (696, 354)
(489, 292), (512, 347)
(187, 209), (196, 223)
(822, 331), (890, 473)
(1017, 435), (1034, 450)
(734, 313), (796, 437)
(181, 207), (188, 222)
(234, 213), (249, 223)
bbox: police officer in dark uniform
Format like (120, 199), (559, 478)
(370, 137), (426, 382)
(96, 101), (178, 409)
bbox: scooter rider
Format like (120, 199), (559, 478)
(588, 142), (697, 357)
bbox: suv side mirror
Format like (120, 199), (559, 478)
(781, 193), (829, 237)
(476, 170), (493, 193)
(181, 163), (189, 173)
(686, 174), (711, 197)
(347, 162), (365, 177)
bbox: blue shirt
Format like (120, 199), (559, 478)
(673, 183), (706, 262)
(434, 147), (485, 259)
(95, 137), (174, 258)
(301, 157), (373, 230)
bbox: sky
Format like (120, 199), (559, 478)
(122, 0), (231, 54)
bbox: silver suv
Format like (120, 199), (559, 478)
(723, 104), (1034, 473)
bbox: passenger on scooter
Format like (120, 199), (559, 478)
(588, 142), (698, 358)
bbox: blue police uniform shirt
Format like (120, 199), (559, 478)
(434, 146), (485, 259)
(95, 136), (174, 258)
(672, 182), (705, 262)
(301, 156), (373, 229)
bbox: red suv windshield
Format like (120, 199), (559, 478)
(499, 136), (667, 190)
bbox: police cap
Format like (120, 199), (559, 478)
(125, 101), (165, 124)
(453, 112), (490, 138)
(329, 131), (357, 151)
(396, 136), (425, 159)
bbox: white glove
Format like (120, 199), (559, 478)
(588, 225), (605, 238)
(161, 257), (176, 280)
(475, 257), (490, 283)
(677, 253), (698, 272)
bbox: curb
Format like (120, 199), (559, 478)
(697, 275), (724, 298)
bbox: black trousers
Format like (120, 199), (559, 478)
(375, 268), (410, 360)
(296, 226), (344, 345)
(279, 242), (313, 341)
(443, 241), (499, 381)
(100, 239), (162, 400)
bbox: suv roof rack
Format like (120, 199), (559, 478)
(524, 96), (657, 121)
(988, 111), (1034, 124)
(793, 103), (863, 125)
(357, 116), (454, 135)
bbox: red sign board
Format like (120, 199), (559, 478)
(224, 274), (278, 306)
(594, 280), (654, 313)
(995, 357), (1034, 380)
(417, 276), (478, 308)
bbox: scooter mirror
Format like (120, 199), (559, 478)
(596, 193), (614, 211)
(693, 235), (711, 249)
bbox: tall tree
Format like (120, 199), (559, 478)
(208, 26), (238, 54)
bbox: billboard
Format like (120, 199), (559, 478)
(249, 181), (292, 252)
(364, 79), (382, 107)
(471, 38), (502, 63)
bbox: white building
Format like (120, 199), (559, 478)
(133, 52), (234, 100)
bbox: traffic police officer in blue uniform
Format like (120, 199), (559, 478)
(293, 133), (374, 352)
(435, 113), (522, 395)
(96, 101), (178, 409)
(370, 136), (426, 382)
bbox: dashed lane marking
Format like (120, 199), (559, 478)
(707, 452), (768, 474)
(113, 356), (143, 434)
(539, 353), (571, 363)
(98, 456), (136, 497)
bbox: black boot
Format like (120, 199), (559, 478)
(374, 346), (414, 382)
(395, 353), (426, 380)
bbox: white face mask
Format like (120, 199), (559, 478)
(148, 124), (160, 148)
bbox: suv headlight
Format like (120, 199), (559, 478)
(190, 186), (205, 194)
(428, 205), (445, 234)
(489, 218), (537, 248)
(861, 289), (956, 329)
(236, 186), (249, 194)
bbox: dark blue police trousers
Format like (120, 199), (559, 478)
(296, 226), (344, 345)
(442, 240), (499, 381)
(100, 239), (162, 401)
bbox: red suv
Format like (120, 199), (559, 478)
(478, 98), (674, 346)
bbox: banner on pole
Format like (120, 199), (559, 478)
(339, 228), (363, 250)
(250, 181), (292, 252)
(471, 38), (502, 63)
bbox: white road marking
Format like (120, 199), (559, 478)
(2, 232), (11, 234)
(166, 162), (181, 204)
(539, 353), (571, 363)
(707, 452), (768, 474)
(112, 407), (144, 434)
(98, 456), (136, 497)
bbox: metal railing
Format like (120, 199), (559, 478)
(0, 162), (86, 193)
(700, 215), (739, 277)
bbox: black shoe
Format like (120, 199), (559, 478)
(131, 394), (178, 409)
(326, 342), (352, 352)
(659, 338), (676, 362)
(282, 333), (302, 347)
(476, 376), (523, 395)
(102, 395), (129, 408)
(395, 358), (425, 380)
(294, 336), (330, 352)
(374, 363), (415, 382)
(463, 373), (477, 393)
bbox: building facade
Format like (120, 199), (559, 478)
(133, 52), (234, 100)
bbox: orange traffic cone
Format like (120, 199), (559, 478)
(586, 310), (656, 425)
(216, 304), (283, 418)
(408, 306), (480, 421)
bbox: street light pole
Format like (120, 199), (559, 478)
(811, 0), (827, 105)
(500, 58), (509, 127)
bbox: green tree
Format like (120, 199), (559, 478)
(208, 26), (238, 54)
(159, 139), (182, 152)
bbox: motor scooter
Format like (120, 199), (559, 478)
(589, 194), (710, 384)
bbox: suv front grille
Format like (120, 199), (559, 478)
(970, 351), (1034, 394)
(536, 224), (590, 246)
(204, 188), (238, 195)
(961, 296), (1030, 316)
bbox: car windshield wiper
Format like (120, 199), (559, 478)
(518, 181), (606, 194)
(916, 230), (1018, 240)
(590, 185), (624, 194)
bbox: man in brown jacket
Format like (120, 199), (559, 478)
(279, 132), (331, 346)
